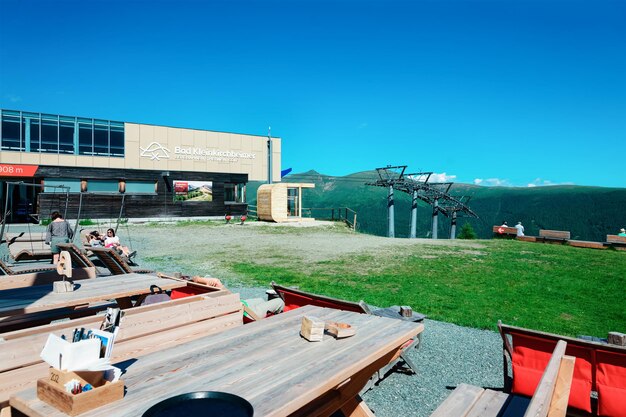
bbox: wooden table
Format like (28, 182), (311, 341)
(10, 305), (424, 417)
(0, 273), (186, 317)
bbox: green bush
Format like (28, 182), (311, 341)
(79, 219), (97, 226)
(458, 223), (477, 239)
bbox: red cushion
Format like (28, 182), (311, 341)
(596, 350), (626, 417)
(510, 333), (593, 412)
(170, 286), (209, 300)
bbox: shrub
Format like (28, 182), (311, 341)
(458, 223), (477, 239)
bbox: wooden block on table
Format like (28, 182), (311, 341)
(608, 332), (626, 346)
(301, 316), (325, 342)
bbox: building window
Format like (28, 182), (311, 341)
(40, 114), (59, 153)
(88, 179), (119, 193)
(44, 178), (81, 193)
(1, 109), (124, 157)
(225, 183), (245, 203)
(125, 180), (156, 194)
(1, 110), (22, 150)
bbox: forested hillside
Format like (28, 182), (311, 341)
(247, 170), (626, 241)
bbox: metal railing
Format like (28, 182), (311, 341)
(246, 204), (358, 230)
(301, 207), (358, 230)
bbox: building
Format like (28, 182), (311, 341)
(0, 109), (281, 222)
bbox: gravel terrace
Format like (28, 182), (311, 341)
(5, 220), (504, 416)
(128, 220), (503, 417)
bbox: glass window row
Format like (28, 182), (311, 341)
(43, 178), (156, 194)
(1, 109), (124, 157)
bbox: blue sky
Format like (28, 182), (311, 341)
(1, 0), (625, 187)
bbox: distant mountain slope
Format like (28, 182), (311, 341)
(248, 170), (626, 241)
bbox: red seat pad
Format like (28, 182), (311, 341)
(510, 333), (592, 412)
(596, 350), (626, 417)
(170, 286), (210, 300)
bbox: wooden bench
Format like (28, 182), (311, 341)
(4, 233), (51, 262)
(499, 322), (626, 416)
(0, 288), (242, 412)
(606, 235), (626, 251)
(567, 240), (607, 250)
(493, 226), (519, 239)
(539, 229), (571, 244)
(430, 340), (575, 417)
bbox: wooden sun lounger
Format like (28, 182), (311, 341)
(4, 232), (51, 262)
(87, 246), (154, 275)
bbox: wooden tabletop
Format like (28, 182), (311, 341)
(0, 274), (186, 317)
(10, 305), (424, 417)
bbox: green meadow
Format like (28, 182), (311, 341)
(229, 237), (625, 337)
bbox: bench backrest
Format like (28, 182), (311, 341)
(539, 230), (571, 240)
(499, 322), (626, 416)
(493, 226), (518, 235)
(271, 281), (371, 314)
(606, 235), (626, 244)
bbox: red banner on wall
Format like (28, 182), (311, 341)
(174, 181), (189, 195)
(0, 164), (39, 177)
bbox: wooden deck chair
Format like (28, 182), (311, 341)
(88, 247), (154, 275)
(56, 243), (97, 269)
(271, 281), (419, 377)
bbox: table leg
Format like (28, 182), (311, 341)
(340, 396), (376, 417)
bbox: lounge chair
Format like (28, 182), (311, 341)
(4, 232), (52, 262)
(88, 247), (154, 275)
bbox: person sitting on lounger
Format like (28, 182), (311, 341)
(87, 231), (104, 247)
(193, 276), (284, 318)
(104, 228), (136, 259)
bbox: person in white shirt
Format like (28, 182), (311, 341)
(515, 221), (525, 237)
(104, 228), (135, 259)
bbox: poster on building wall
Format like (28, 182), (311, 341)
(172, 180), (213, 202)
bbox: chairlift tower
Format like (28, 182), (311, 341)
(435, 195), (479, 239)
(365, 166), (407, 238)
(402, 172), (433, 239)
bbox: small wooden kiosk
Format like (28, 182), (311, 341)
(257, 183), (315, 222)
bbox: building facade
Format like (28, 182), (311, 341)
(0, 109), (281, 222)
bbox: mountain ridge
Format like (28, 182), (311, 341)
(248, 170), (626, 241)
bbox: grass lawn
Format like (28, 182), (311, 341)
(230, 238), (626, 338)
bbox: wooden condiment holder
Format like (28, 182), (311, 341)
(37, 368), (124, 416)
